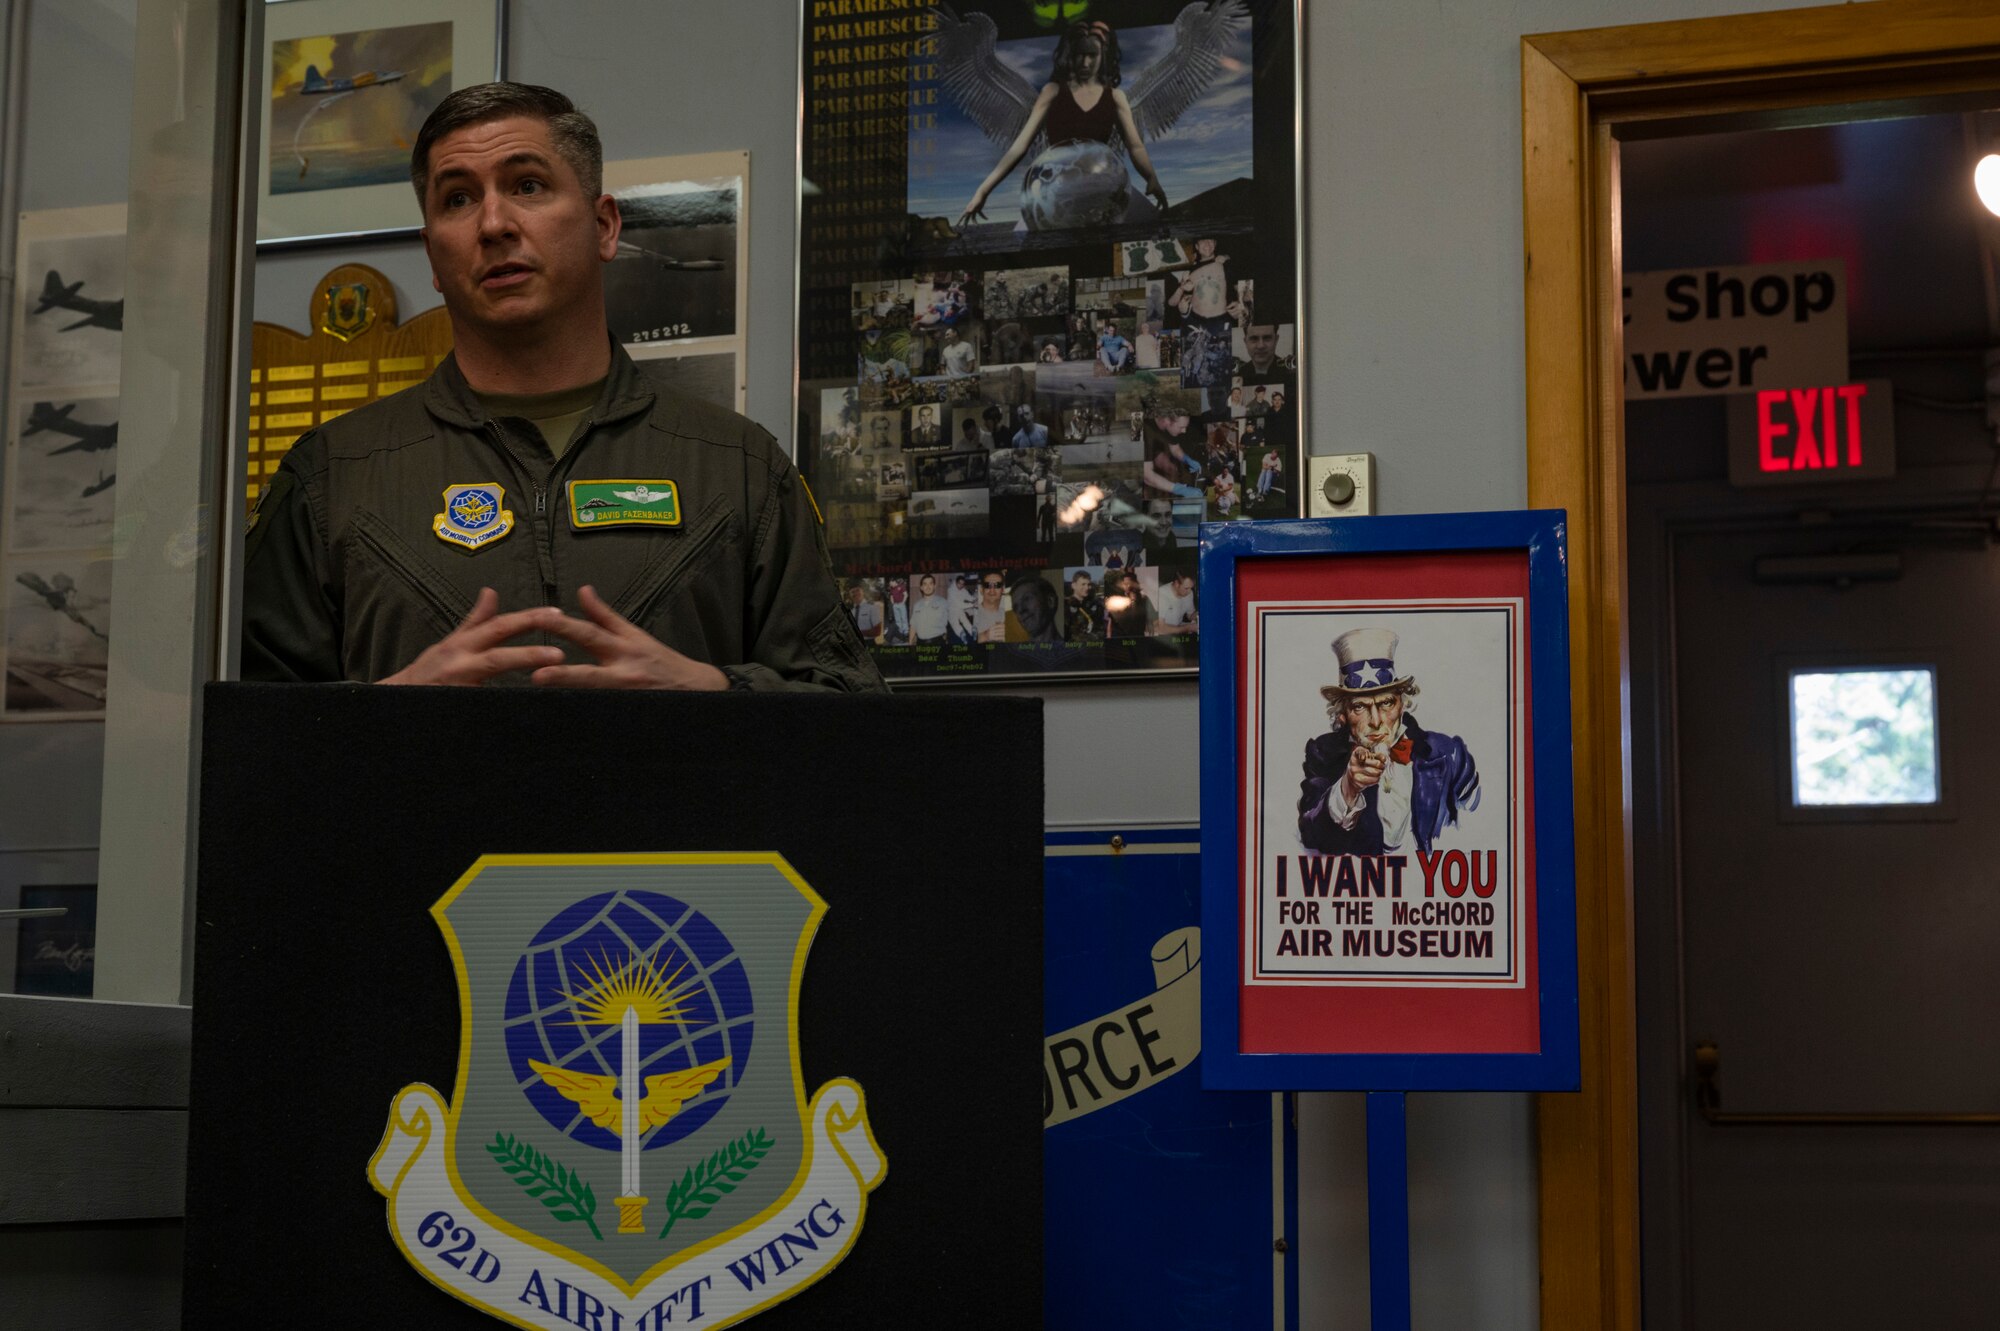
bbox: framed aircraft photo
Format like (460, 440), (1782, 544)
(257, 0), (506, 247)
(2, 204), (123, 723)
(1197, 511), (1581, 1092)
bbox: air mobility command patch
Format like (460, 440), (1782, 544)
(434, 483), (515, 550)
(569, 479), (681, 529)
(367, 854), (884, 1329)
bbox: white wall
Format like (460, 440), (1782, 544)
(249, 2), (1844, 1327)
(1296, 2), (1818, 1325)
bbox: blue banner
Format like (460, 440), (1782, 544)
(1044, 828), (1297, 1327)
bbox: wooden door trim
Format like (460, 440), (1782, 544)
(1520, 3), (2000, 1327)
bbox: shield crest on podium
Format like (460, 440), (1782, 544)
(368, 853), (885, 1329)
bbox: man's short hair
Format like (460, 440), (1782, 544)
(410, 82), (603, 207)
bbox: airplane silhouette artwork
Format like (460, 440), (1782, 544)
(82, 471), (116, 498)
(31, 271), (122, 333)
(24, 402), (118, 456)
(296, 63), (405, 96)
(287, 64), (408, 180)
(14, 572), (107, 641)
(614, 239), (726, 271)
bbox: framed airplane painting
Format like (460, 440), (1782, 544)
(1197, 511), (1580, 1091)
(257, 0), (506, 247)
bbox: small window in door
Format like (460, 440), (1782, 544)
(1788, 667), (1939, 806)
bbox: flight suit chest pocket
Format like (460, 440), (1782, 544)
(346, 510), (474, 643)
(606, 497), (735, 627)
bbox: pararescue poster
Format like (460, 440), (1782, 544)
(797, 0), (1301, 682)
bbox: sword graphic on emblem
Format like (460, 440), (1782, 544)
(529, 950), (729, 1235)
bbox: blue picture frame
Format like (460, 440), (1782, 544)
(1197, 510), (1580, 1092)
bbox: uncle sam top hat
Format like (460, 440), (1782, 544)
(1319, 627), (1412, 701)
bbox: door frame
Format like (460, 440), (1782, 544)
(1520, 2), (2000, 1326)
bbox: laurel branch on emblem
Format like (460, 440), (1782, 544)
(486, 1132), (604, 1241)
(656, 1127), (774, 1240)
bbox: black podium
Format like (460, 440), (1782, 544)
(184, 684), (1043, 1326)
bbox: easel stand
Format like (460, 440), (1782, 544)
(1366, 1092), (1412, 1331)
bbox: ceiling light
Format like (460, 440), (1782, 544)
(1977, 154), (2000, 217)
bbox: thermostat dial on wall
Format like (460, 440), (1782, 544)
(1306, 453), (1376, 517)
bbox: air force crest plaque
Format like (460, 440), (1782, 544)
(369, 853), (884, 1328)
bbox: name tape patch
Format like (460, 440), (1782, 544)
(569, 479), (681, 530)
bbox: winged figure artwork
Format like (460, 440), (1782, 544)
(940, 1), (1250, 232)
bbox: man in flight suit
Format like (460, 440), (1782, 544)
(243, 82), (881, 692)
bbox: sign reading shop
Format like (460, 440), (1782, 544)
(1624, 259), (1848, 399)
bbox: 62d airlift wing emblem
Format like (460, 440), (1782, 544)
(369, 854), (885, 1329)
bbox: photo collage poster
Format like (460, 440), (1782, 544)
(798, 0), (1300, 681)
(603, 150), (752, 414)
(1, 205), (125, 721)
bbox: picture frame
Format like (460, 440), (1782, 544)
(793, 0), (1305, 685)
(2, 203), (125, 723)
(0, 849), (99, 996)
(256, 0), (506, 249)
(603, 150), (752, 413)
(1198, 511), (1580, 1091)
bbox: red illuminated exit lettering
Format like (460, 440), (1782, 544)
(1756, 383), (1868, 473)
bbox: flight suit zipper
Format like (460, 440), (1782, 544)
(541, 417), (595, 611)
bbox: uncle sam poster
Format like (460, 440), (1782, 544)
(1242, 598), (1524, 990)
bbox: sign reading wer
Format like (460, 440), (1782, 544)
(369, 854), (884, 1330)
(1624, 259), (1847, 399)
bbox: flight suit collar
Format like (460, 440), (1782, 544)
(423, 336), (657, 434)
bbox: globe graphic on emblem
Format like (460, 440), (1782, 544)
(1019, 144), (1136, 231)
(503, 890), (754, 1153)
(452, 488), (497, 530)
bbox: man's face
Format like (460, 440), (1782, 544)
(870, 418), (890, 441)
(1341, 690), (1405, 746)
(919, 574), (936, 596)
(1195, 237), (1217, 260)
(1071, 573), (1092, 596)
(1245, 325), (1278, 365)
(1153, 412), (1188, 437)
(919, 407), (934, 423)
(980, 574), (1005, 608)
(420, 116), (618, 342)
(1013, 581), (1054, 636)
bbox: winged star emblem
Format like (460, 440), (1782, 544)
(612, 485), (671, 505)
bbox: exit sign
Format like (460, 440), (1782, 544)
(1724, 379), (1896, 486)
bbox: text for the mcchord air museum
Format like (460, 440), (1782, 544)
(1253, 851), (1519, 985)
